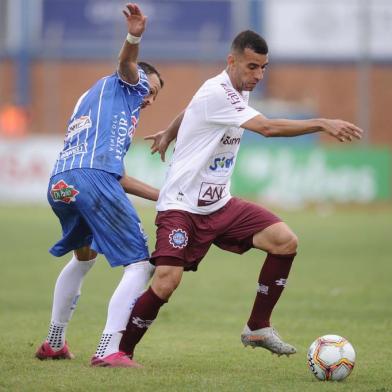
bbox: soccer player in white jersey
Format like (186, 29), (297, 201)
(35, 3), (163, 368)
(117, 30), (363, 364)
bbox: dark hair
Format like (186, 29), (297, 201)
(138, 61), (164, 88)
(231, 30), (268, 55)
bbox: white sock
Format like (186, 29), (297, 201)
(46, 321), (67, 351)
(94, 260), (154, 358)
(47, 254), (96, 350)
(94, 332), (123, 359)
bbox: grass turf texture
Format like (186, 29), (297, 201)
(0, 203), (391, 392)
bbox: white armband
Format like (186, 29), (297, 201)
(126, 33), (142, 45)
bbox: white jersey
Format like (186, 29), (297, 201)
(157, 70), (260, 214)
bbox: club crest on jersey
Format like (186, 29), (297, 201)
(169, 229), (188, 249)
(50, 180), (79, 204)
(128, 115), (138, 138)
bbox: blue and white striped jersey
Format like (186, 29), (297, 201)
(52, 68), (150, 178)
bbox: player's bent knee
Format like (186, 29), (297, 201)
(74, 246), (97, 261)
(151, 265), (183, 300)
(284, 233), (298, 254)
(270, 231), (298, 254)
(253, 222), (298, 254)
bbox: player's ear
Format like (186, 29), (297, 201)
(227, 53), (235, 66)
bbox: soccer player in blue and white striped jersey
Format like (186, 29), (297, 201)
(35, 3), (164, 368)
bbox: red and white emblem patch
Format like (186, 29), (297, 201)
(50, 180), (79, 204)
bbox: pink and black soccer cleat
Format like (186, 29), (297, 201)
(91, 352), (143, 368)
(35, 341), (75, 360)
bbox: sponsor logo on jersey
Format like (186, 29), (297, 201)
(257, 283), (269, 295)
(138, 222), (148, 246)
(65, 115), (92, 140)
(208, 152), (235, 177)
(176, 191), (184, 201)
(169, 228), (188, 249)
(110, 111), (131, 161)
(220, 134), (241, 145)
(198, 182), (227, 206)
(60, 143), (87, 160)
(220, 83), (242, 105)
(50, 180), (79, 204)
(235, 106), (246, 112)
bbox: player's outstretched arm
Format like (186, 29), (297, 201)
(242, 115), (363, 142)
(144, 110), (185, 161)
(118, 3), (147, 84)
(120, 174), (159, 201)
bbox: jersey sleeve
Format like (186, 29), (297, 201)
(204, 83), (260, 127)
(116, 68), (150, 97)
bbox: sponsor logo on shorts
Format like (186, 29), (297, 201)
(65, 115), (92, 140)
(208, 152), (235, 177)
(257, 283), (269, 295)
(60, 143), (87, 160)
(50, 180), (79, 204)
(169, 229), (188, 249)
(198, 182), (227, 206)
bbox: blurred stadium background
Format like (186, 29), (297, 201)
(1, 2), (392, 390)
(0, 0), (391, 207)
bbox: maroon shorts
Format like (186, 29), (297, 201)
(150, 197), (281, 271)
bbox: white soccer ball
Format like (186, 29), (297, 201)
(307, 334), (356, 381)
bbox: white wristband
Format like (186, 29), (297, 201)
(126, 33), (142, 45)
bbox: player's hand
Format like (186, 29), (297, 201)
(321, 119), (363, 142)
(144, 130), (171, 162)
(123, 3), (147, 37)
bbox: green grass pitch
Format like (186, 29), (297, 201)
(0, 203), (391, 392)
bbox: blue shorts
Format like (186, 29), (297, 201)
(48, 168), (149, 267)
